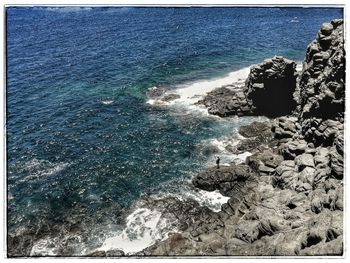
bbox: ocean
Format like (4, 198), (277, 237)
(6, 6), (343, 256)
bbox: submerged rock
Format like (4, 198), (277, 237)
(160, 93), (180, 102)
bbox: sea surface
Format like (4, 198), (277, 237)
(6, 6), (343, 255)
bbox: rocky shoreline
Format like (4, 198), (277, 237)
(87, 19), (344, 257)
(136, 19), (344, 257)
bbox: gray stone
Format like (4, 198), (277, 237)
(295, 154), (315, 170)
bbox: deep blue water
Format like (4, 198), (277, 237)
(7, 6), (343, 255)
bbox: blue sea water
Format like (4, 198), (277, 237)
(7, 7), (343, 255)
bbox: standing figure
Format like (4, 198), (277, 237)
(216, 156), (220, 169)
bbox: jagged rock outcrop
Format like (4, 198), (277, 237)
(297, 20), (344, 146)
(192, 164), (256, 197)
(297, 20), (345, 121)
(238, 121), (272, 138)
(197, 85), (253, 117)
(246, 149), (284, 176)
(198, 56), (298, 117)
(227, 121), (276, 154)
(245, 56), (297, 116)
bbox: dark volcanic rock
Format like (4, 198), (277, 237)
(192, 164), (255, 196)
(245, 56), (297, 117)
(87, 249), (125, 257)
(238, 121), (272, 138)
(233, 137), (266, 154)
(146, 86), (165, 98)
(197, 86), (253, 117)
(200, 56), (298, 118)
(231, 121), (275, 154)
(246, 149), (284, 175)
(160, 93), (180, 102)
(272, 116), (300, 140)
(279, 139), (309, 159)
(297, 19), (344, 147)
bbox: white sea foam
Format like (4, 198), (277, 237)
(148, 62), (304, 110)
(296, 63), (303, 72)
(173, 66), (251, 105)
(197, 131), (253, 166)
(44, 7), (93, 12)
(94, 185), (231, 255)
(180, 188), (230, 212)
(101, 100), (113, 105)
(30, 237), (59, 256)
(97, 208), (171, 254)
(8, 191), (14, 200)
(146, 66), (251, 112)
(146, 99), (156, 105)
(17, 159), (70, 183)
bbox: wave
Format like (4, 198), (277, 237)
(14, 159), (70, 183)
(174, 66), (250, 105)
(100, 100), (114, 105)
(38, 6), (93, 12)
(31, 237), (60, 256)
(175, 183), (230, 212)
(95, 208), (172, 254)
(93, 183), (230, 255)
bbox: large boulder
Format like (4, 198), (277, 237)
(199, 56), (297, 118)
(245, 56), (297, 117)
(192, 164), (255, 196)
(238, 121), (272, 138)
(272, 116), (300, 140)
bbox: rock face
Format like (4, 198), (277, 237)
(227, 121), (276, 154)
(198, 56), (297, 117)
(297, 19), (344, 146)
(298, 20), (344, 121)
(245, 56), (297, 116)
(139, 19), (344, 257)
(197, 85), (253, 117)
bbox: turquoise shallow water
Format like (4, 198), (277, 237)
(6, 7), (343, 255)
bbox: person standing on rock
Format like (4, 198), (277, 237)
(216, 156), (220, 169)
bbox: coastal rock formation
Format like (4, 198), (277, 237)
(238, 121), (272, 138)
(297, 20), (344, 148)
(192, 164), (256, 197)
(198, 56), (297, 117)
(197, 85), (253, 117)
(298, 20), (344, 121)
(140, 19), (344, 257)
(227, 121), (276, 154)
(245, 56), (297, 116)
(272, 116), (301, 140)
